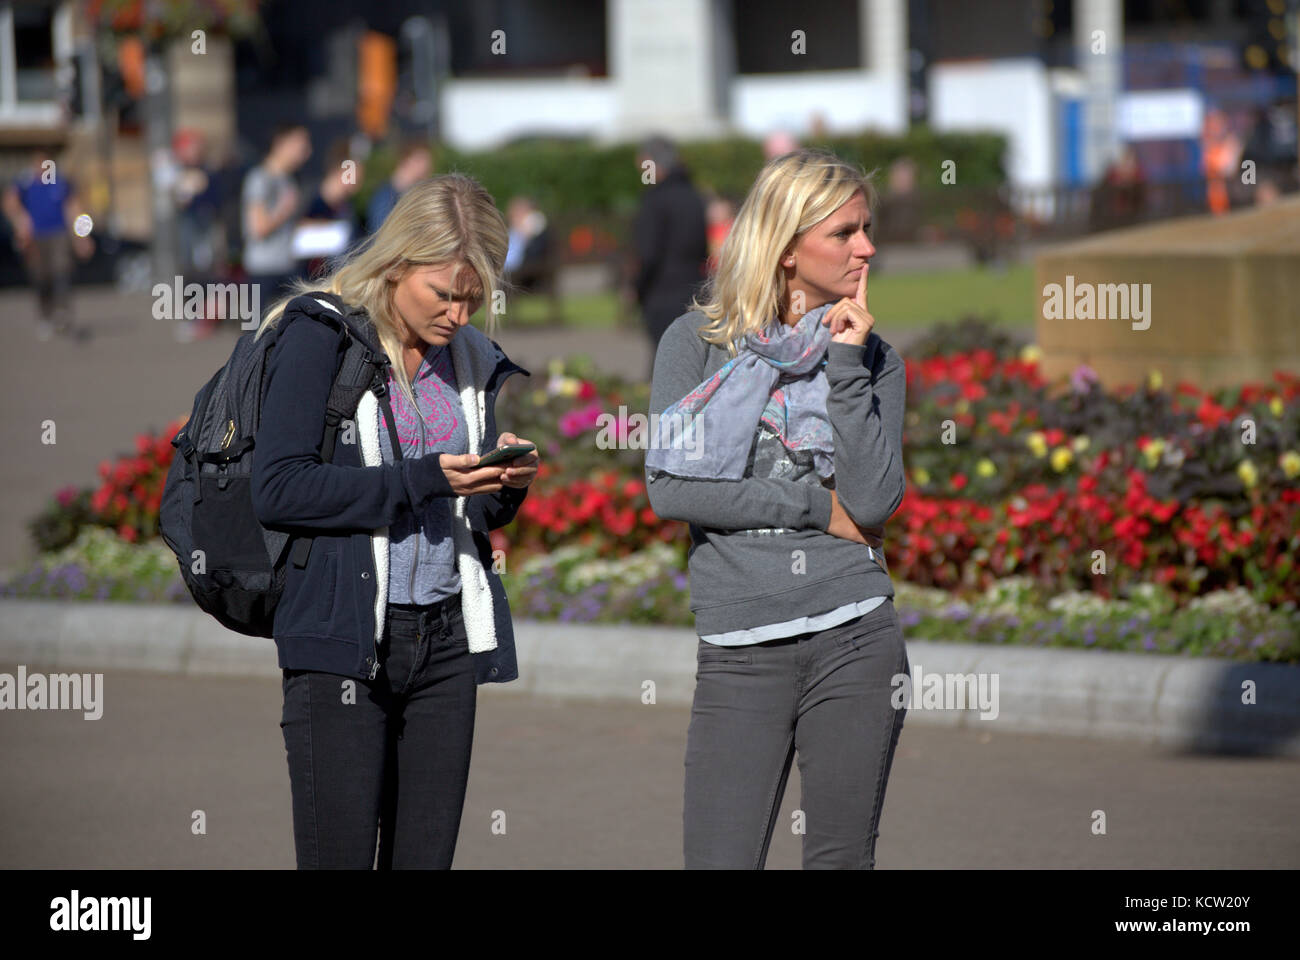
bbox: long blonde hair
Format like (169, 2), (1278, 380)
(691, 148), (878, 355)
(254, 172), (511, 405)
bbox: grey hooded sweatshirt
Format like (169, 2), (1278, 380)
(645, 310), (906, 635)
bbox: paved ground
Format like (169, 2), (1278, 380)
(1, 665), (1295, 869)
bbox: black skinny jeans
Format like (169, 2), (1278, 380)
(280, 594), (476, 868)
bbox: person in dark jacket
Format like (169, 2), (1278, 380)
(632, 136), (709, 364)
(249, 173), (539, 869)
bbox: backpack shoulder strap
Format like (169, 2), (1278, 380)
(287, 294), (402, 570)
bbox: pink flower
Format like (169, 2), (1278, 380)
(559, 402), (605, 438)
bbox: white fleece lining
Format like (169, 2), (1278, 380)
(356, 389), (388, 645)
(447, 331), (498, 653)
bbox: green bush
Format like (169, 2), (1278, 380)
(357, 127), (1009, 243)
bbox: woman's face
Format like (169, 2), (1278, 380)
(784, 189), (874, 316)
(389, 261), (484, 349)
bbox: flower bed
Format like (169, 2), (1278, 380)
(7, 530), (1292, 662)
(9, 320), (1298, 661)
(895, 322), (1300, 603)
(1, 528), (188, 604)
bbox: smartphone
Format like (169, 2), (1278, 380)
(476, 442), (536, 467)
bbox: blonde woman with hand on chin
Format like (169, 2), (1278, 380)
(646, 148), (909, 870)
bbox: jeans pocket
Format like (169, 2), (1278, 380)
(697, 642), (754, 666)
(835, 600), (899, 649)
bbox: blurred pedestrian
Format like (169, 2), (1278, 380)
(171, 128), (224, 341)
(1088, 145), (1147, 233)
(295, 139), (365, 281)
(763, 129), (800, 160)
(2, 147), (94, 341)
(1201, 108), (1242, 216)
(632, 135), (708, 364)
(241, 123), (312, 313)
(366, 140), (432, 234)
(704, 193), (735, 276)
(503, 195), (551, 293)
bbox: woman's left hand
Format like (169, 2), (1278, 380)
(822, 262), (874, 346)
(496, 432), (540, 489)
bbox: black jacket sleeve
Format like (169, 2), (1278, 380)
(466, 357), (529, 531)
(250, 311), (457, 530)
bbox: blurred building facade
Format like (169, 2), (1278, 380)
(0, 0), (1295, 251)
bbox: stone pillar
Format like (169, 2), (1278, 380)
(1074, 0), (1123, 182)
(862, 0), (908, 124)
(608, 0), (730, 140)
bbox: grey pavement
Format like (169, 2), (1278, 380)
(1, 664), (1296, 869)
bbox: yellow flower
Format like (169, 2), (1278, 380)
(531, 389), (548, 406)
(1050, 446), (1073, 472)
(1071, 435), (1090, 453)
(1237, 459), (1259, 489)
(954, 398), (970, 415)
(1026, 431), (1047, 458)
(976, 458), (997, 478)
(1270, 396), (1284, 418)
(1141, 437), (1165, 469)
(558, 377), (580, 397)
(1280, 451), (1300, 480)
(1020, 344), (1042, 364)
(913, 467), (931, 485)
(1147, 369), (1163, 391)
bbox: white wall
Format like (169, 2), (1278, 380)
(929, 57), (1055, 190)
(731, 71), (908, 137)
(441, 78), (616, 150)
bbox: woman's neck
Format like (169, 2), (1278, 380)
(778, 286), (828, 326)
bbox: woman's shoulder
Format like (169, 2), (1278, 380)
(660, 309), (717, 354)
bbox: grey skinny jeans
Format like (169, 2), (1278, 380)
(683, 597), (908, 869)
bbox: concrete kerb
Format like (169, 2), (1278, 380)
(2, 600), (1298, 756)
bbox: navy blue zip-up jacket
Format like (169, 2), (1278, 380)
(250, 294), (530, 684)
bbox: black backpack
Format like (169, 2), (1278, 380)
(159, 291), (403, 637)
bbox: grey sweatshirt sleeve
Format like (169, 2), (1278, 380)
(645, 314), (834, 532)
(824, 335), (907, 527)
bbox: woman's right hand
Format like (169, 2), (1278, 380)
(438, 453), (506, 495)
(826, 490), (884, 548)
